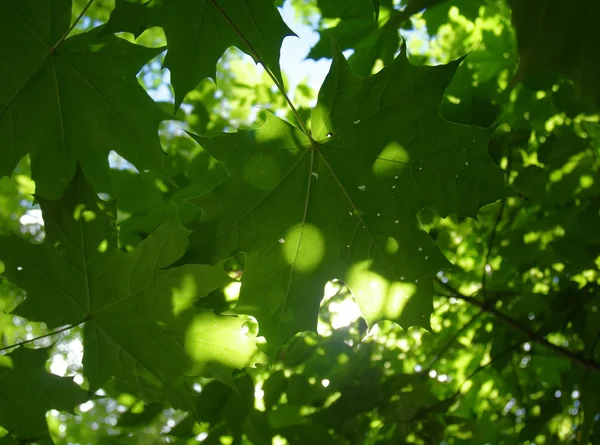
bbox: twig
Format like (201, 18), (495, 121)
(481, 198), (506, 301)
(425, 309), (484, 373)
(0, 321), (84, 353)
(435, 278), (600, 373)
(50, 0), (96, 53)
(403, 341), (524, 423)
(481, 145), (512, 302)
(511, 356), (527, 404)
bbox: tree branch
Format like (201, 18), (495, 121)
(425, 309), (484, 373)
(481, 197), (506, 301)
(435, 278), (600, 373)
(404, 341), (525, 423)
(0, 321), (85, 353)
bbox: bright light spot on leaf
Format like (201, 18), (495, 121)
(385, 237), (399, 254)
(154, 178), (169, 193)
(184, 312), (263, 376)
(373, 142), (409, 177)
(523, 231), (539, 244)
(282, 224), (325, 273)
(346, 260), (416, 322)
(97, 239), (108, 253)
(371, 59), (384, 74)
(242, 153), (281, 191)
(321, 379), (330, 387)
(73, 204), (96, 222)
(580, 175), (594, 188)
(171, 275), (198, 316)
(0, 355), (13, 369)
(224, 282), (241, 302)
(88, 43), (106, 52)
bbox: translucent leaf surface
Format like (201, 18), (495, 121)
(186, 47), (509, 352)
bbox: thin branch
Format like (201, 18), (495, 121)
(588, 333), (600, 366)
(481, 145), (512, 301)
(435, 278), (600, 373)
(449, 341), (524, 401)
(50, 0), (96, 53)
(0, 321), (85, 353)
(481, 197), (506, 301)
(425, 309), (484, 373)
(403, 341), (524, 423)
(207, 0), (315, 144)
(511, 356), (527, 404)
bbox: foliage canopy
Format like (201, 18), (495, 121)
(0, 0), (599, 443)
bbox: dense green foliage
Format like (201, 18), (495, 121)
(0, 0), (599, 443)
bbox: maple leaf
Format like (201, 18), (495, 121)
(0, 347), (90, 441)
(308, 0), (449, 77)
(309, 0), (399, 77)
(184, 47), (509, 353)
(0, 170), (262, 411)
(105, 0), (295, 108)
(0, 0), (169, 198)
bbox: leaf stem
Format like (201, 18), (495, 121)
(435, 278), (600, 373)
(49, 0), (96, 53)
(207, 0), (315, 144)
(0, 321), (85, 353)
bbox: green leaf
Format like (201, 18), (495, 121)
(117, 402), (164, 427)
(105, 0), (295, 108)
(263, 369), (287, 410)
(510, 0), (600, 106)
(0, 0), (170, 198)
(0, 169), (260, 410)
(185, 47), (508, 352)
(0, 347), (89, 441)
(309, 0), (396, 77)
